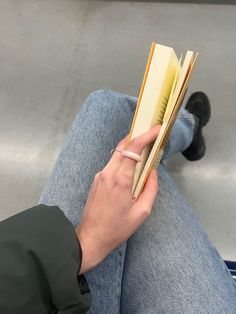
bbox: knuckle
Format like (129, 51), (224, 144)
(130, 137), (142, 151)
(94, 172), (101, 181)
(118, 136), (127, 147)
(113, 173), (132, 189)
(116, 134), (129, 151)
(100, 170), (109, 182)
(142, 207), (152, 219)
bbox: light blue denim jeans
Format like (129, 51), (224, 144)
(39, 90), (236, 313)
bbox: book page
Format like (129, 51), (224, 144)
(163, 51), (194, 123)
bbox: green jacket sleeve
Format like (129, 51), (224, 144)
(0, 204), (91, 314)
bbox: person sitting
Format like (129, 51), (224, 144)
(1, 91), (236, 314)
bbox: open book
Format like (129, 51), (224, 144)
(127, 42), (198, 198)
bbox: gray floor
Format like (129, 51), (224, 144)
(0, 0), (235, 260)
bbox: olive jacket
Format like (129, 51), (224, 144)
(0, 204), (92, 314)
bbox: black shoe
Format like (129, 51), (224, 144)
(182, 91), (211, 161)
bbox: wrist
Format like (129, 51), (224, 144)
(76, 226), (103, 274)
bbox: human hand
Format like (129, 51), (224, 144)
(76, 125), (160, 274)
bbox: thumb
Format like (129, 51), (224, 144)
(132, 169), (158, 220)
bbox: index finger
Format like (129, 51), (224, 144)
(103, 134), (129, 173)
(119, 124), (161, 176)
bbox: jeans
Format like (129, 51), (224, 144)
(39, 90), (236, 313)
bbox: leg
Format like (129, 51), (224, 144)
(39, 90), (195, 313)
(121, 164), (236, 313)
(39, 90), (136, 313)
(39, 90), (136, 227)
(162, 108), (195, 160)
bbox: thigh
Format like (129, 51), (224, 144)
(121, 164), (236, 314)
(39, 90), (136, 226)
(40, 90), (137, 314)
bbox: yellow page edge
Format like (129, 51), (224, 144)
(127, 42), (156, 146)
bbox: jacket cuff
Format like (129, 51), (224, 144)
(0, 204), (91, 313)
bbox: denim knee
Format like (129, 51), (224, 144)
(82, 89), (137, 121)
(84, 89), (117, 111)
